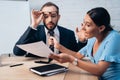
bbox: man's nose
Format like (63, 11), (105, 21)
(48, 16), (52, 21)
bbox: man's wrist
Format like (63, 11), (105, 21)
(30, 25), (37, 30)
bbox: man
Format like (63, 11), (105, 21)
(13, 2), (86, 57)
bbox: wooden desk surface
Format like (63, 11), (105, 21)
(0, 55), (98, 80)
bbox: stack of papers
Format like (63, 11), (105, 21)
(17, 41), (53, 58)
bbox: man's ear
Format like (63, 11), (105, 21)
(99, 25), (105, 33)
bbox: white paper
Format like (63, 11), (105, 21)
(17, 41), (53, 58)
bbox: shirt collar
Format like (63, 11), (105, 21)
(44, 26), (58, 35)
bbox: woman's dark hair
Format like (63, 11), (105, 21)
(87, 7), (113, 32)
(40, 2), (59, 14)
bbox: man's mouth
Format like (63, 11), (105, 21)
(48, 22), (54, 25)
(47, 22), (55, 27)
(48, 23), (53, 26)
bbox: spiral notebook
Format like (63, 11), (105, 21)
(30, 64), (68, 76)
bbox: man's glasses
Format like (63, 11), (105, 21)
(42, 11), (58, 18)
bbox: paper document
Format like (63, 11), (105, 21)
(17, 41), (53, 58)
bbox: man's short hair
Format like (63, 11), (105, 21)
(40, 2), (59, 14)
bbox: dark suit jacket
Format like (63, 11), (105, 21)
(13, 25), (86, 56)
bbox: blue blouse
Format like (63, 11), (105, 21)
(79, 30), (120, 80)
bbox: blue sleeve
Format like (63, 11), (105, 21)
(99, 33), (120, 63)
(79, 38), (95, 57)
(79, 45), (88, 57)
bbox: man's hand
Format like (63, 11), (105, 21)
(31, 9), (43, 29)
(48, 37), (61, 49)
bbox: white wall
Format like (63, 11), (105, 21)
(29, 0), (120, 31)
(0, 0), (120, 54)
(0, 1), (30, 54)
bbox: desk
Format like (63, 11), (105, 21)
(0, 55), (98, 80)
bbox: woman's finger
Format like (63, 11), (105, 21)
(76, 27), (79, 33)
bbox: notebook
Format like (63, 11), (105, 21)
(30, 64), (68, 76)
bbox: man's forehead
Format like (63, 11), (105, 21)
(41, 6), (57, 12)
(43, 11), (57, 14)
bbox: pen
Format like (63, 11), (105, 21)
(10, 63), (23, 67)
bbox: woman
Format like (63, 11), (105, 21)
(49, 7), (120, 80)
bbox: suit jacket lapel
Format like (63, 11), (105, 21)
(58, 26), (64, 45)
(39, 25), (46, 43)
(57, 26), (69, 48)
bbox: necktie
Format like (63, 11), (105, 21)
(48, 30), (54, 51)
(34, 30), (55, 64)
(48, 30), (54, 62)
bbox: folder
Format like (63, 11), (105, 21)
(30, 64), (68, 76)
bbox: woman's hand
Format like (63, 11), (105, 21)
(31, 9), (43, 29)
(49, 53), (74, 63)
(76, 27), (87, 42)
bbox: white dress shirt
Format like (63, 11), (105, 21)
(45, 26), (60, 54)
